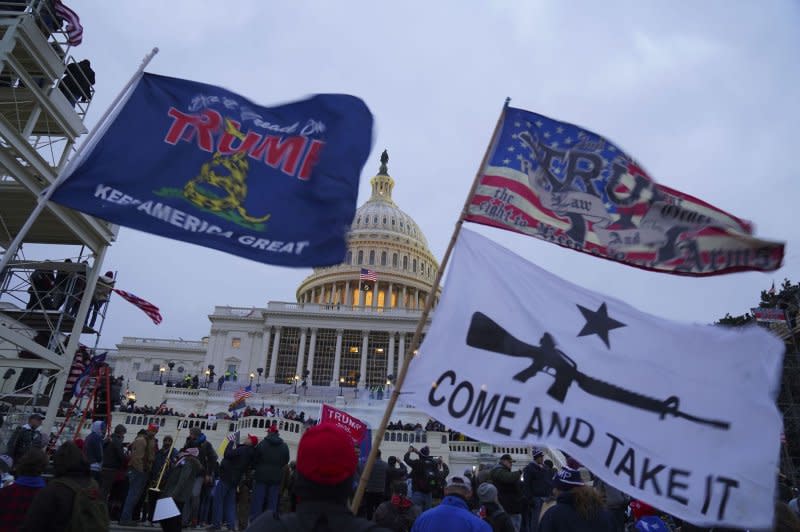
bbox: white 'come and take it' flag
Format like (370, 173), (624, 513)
(404, 228), (784, 528)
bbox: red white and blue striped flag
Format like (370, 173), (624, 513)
(112, 288), (162, 325)
(234, 385), (253, 402)
(360, 268), (377, 282)
(53, 0), (83, 46)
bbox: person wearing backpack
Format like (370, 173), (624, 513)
(403, 445), (445, 511)
(374, 480), (422, 532)
(20, 440), (109, 532)
(477, 483), (515, 532)
(247, 423), (391, 532)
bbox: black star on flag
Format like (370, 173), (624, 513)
(576, 302), (626, 348)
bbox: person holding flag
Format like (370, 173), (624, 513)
(209, 433), (256, 531)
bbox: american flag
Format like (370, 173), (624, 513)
(360, 268), (377, 282)
(113, 289), (162, 325)
(234, 385), (253, 401)
(53, 0), (83, 46)
(154, 399), (168, 415)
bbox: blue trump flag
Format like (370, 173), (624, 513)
(51, 73), (373, 267)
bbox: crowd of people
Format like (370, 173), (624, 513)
(1, 411), (800, 531)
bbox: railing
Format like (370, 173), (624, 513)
(121, 337), (207, 349)
(383, 430), (428, 444)
(264, 301), (426, 318)
(449, 442), (481, 454)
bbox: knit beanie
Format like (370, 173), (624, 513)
(477, 482), (498, 503)
(294, 424), (357, 502)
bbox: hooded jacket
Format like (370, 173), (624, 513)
(5, 424), (43, 463)
(84, 421), (104, 471)
(253, 432), (290, 484)
(411, 495), (491, 532)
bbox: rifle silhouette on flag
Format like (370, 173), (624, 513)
(466, 312), (730, 430)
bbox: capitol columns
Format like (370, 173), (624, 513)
(267, 326), (281, 383)
(258, 327), (271, 378)
(398, 333), (406, 372)
(330, 328), (344, 386)
(344, 281), (351, 305)
(372, 281), (378, 308)
(401, 286), (407, 309)
(387, 332), (396, 378)
(294, 328), (308, 381)
(387, 282), (393, 308)
(306, 328), (317, 383)
(358, 330), (369, 387)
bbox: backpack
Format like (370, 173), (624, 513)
(52, 477), (109, 532)
(414, 458), (439, 491)
(480, 504), (510, 532)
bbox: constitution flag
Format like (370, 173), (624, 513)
(50, 73), (373, 267)
(465, 106), (784, 276)
(404, 228), (784, 527)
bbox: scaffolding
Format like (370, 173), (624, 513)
(0, 0), (117, 446)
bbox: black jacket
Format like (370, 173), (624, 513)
(102, 433), (126, 470)
(523, 461), (552, 498)
(253, 433), (290, 484)
(538, 491), (617, 532)
(6, 425), (44, 463)
(219, 443), (255, 485)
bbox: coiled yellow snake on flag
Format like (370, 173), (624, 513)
(183, 119), (271, 224)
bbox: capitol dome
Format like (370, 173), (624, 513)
(296, 151), (440, 309)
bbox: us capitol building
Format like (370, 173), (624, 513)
(107, 153), (546, 469)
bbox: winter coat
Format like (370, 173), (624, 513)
(151, 447), (178, 484)
(129, 434), (155, 473)
(374, 496), (421, 532)
(102, 433), (126, 470)
(185, 434), (218, 477)
(161, 456), (202, 504)
(410, 495), (491, 532)
(489, 464), (525, 515)
(219, 443), (255, 486)
(538, 491), (617, 532)
(366, 458), (389, 493)
(480, 502), (516, 532)
(5, 425), (44, 463)
(19, 473), (97, 532)
(253, 433), (290, 484)
(84, 430), (104, 471)
(0, 476), (45, 532)
(403, 451), (447, 495)
(523, 461), (552, 498)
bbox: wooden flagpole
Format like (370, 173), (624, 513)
(351, 97), (510, 512)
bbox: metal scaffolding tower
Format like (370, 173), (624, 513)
(0, 1), (116, 446)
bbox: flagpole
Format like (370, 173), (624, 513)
(351, 97), (510, 512)
(0, 47), (159, 275)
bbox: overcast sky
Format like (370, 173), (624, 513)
(28, 1), (798, 349)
